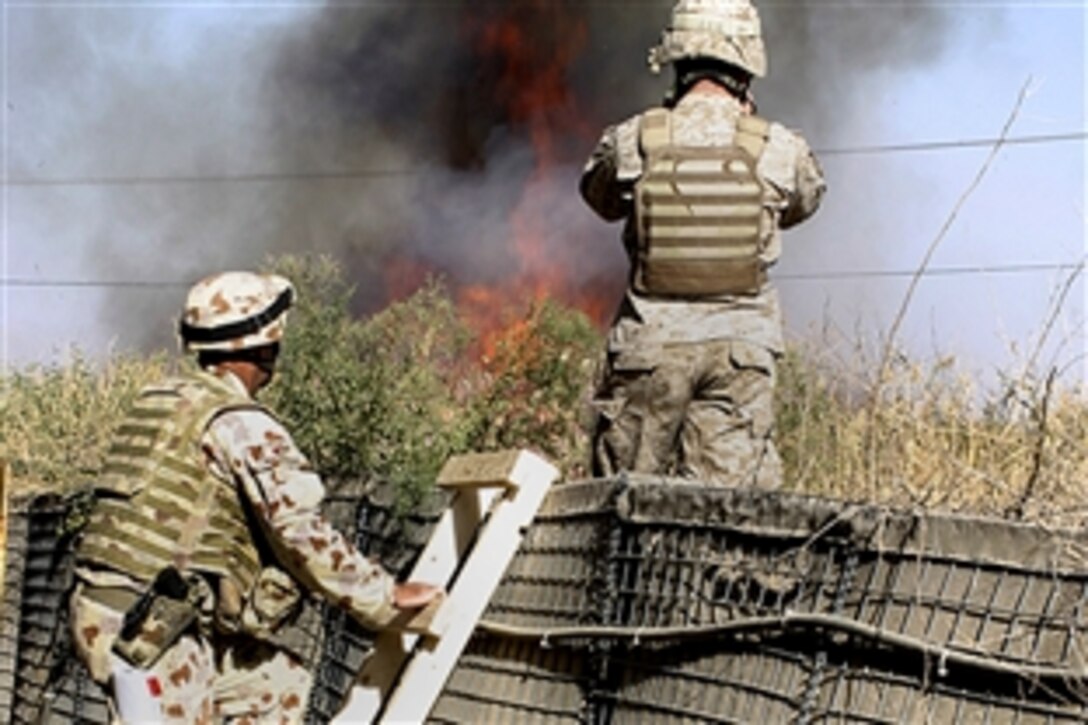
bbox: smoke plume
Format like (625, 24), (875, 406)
(49, 0), (985, 353)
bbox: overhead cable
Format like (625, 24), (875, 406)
(4, 131), (1085, 188)
(2, 262), (1082, 290)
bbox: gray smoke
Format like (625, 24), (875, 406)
(31, 1), (994, 353)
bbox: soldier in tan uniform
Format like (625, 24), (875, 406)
(582, 0), (825, 488)
(68, 271), (440, 723)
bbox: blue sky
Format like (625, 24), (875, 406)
(775, 2), (1086, 385)
(2, 1), (1086, 392)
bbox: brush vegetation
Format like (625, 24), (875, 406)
(777, 347), (1088, 527)
(3, 255), (1085, 525)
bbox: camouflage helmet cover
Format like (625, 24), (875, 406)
(649, 0), (767, 78)
(179, 271), (293, 352)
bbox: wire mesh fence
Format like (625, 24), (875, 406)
(0, 494), (27, 720)
(1, 474), (1086, 723)
(1, 495), (111, 724)
(448, 475), (1088, 723)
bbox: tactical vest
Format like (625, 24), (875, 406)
(77, 371), (263, 596)
(633, 107), (770, 298)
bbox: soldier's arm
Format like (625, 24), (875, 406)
(580, 124), (636, 222)
(779, 133), (826, 230)
(204, 409), (401, 630)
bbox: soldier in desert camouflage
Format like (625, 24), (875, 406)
(68, 271), (440, 723)
(581, 0), (826, 488)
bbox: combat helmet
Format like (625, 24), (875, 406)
(178, 271), (293, 352)
(648, 0), (767, 78)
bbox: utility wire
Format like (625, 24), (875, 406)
(3, 131), (1085, 188)
(1, 279), (191, 289)
(816, 131), (1087, 157)
(775, 262), (1083, 281)
(3, 168), (419, 189)
(2, 262), (1082, 290)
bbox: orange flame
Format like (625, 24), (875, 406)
(384, 2), (616, 365)
(465, 3), (609, 349)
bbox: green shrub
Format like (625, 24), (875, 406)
(264, 255), (603, 504)
(466, 299), (601, 479)
(0, 255), (603, 507)
(264, 255), (477, 511)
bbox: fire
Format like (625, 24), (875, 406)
(383, 1), (618, 365)
(474, 1), (591, 159)
(464, 2), (611, 346)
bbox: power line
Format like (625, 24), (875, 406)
(4, 168), (419, 189)
(2, 262), (1082, 290)
(2, 279), (191, 289)
(3, 131), (1085, 188)
(775, 261), (1083, 281)
(816, 131), (1088, 157)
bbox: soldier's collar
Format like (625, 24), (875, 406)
(198, 365), (252, 399)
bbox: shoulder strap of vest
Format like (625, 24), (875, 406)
(735, 114), (770, 160)
(185, 368), (273, 424)
(639, 108), (672, 156)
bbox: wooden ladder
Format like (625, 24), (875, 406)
(333, 448), (558, 724)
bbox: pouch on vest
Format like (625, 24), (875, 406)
(112, 568), (200, 669)
(634, 109), (769, 298)
(238, 567), (303, 639)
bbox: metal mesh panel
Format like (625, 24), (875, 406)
(812, 646), (1088, 724)
(1, 496), (112, 724)
(430, 637), (586, 724)
(10, 497), (80, 723)
(605, 641), (809, 724)
(0, 499), (29, 719)
(457, 477), (1088, 723)
(5, 476), (1088, 723)
(484, 504), (614, 630)
(427, 487), (615, 724)
(304, 607), (376, 723)
(612, 526), (844, 628)
(845, 553), (1088, 671)
(612, 480), (1088, 664)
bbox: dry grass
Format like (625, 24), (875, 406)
(3, 310), (1086, 528)
(776, 341), (1088, 527)
(1, 352), (170, 492)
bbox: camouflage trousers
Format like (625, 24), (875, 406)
(70, 583), (311, 723)
(592, 338), (782, 488)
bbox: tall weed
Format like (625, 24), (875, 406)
(776, 342), (1088, 527)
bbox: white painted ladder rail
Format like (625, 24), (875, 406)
(333, 449), (559, 724)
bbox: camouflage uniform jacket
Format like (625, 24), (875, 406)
(76, 367), (398, 632)
(203, 369), (399, 629)
(580, 91), (826, 355)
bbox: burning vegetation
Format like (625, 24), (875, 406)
(379, 1), (616, 356)
(4, 254), (1088, 527)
